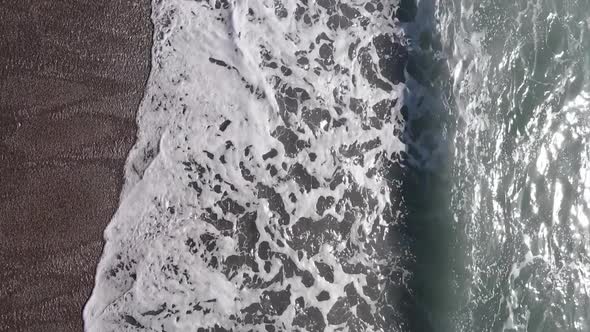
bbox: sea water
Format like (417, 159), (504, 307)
(85, 0), (590, 331)
(438, 0), (590, 330)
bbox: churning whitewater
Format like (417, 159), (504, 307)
(85, 0), (445, 331)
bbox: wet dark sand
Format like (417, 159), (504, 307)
(0, 1), (152, 330)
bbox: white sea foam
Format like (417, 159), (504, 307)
(85, 1), (441, 331)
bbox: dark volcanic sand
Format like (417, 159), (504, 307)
(0, 1), (152, 331)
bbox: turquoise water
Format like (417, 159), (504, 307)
(434, 0), (590, 330)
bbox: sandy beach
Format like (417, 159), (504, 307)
(0, 1), (152, 330)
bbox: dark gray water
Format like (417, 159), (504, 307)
(434, 0), (590, 330)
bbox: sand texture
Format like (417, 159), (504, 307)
(0, 1), (152, 330)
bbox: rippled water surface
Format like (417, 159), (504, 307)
(438, 0), (590, 330)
